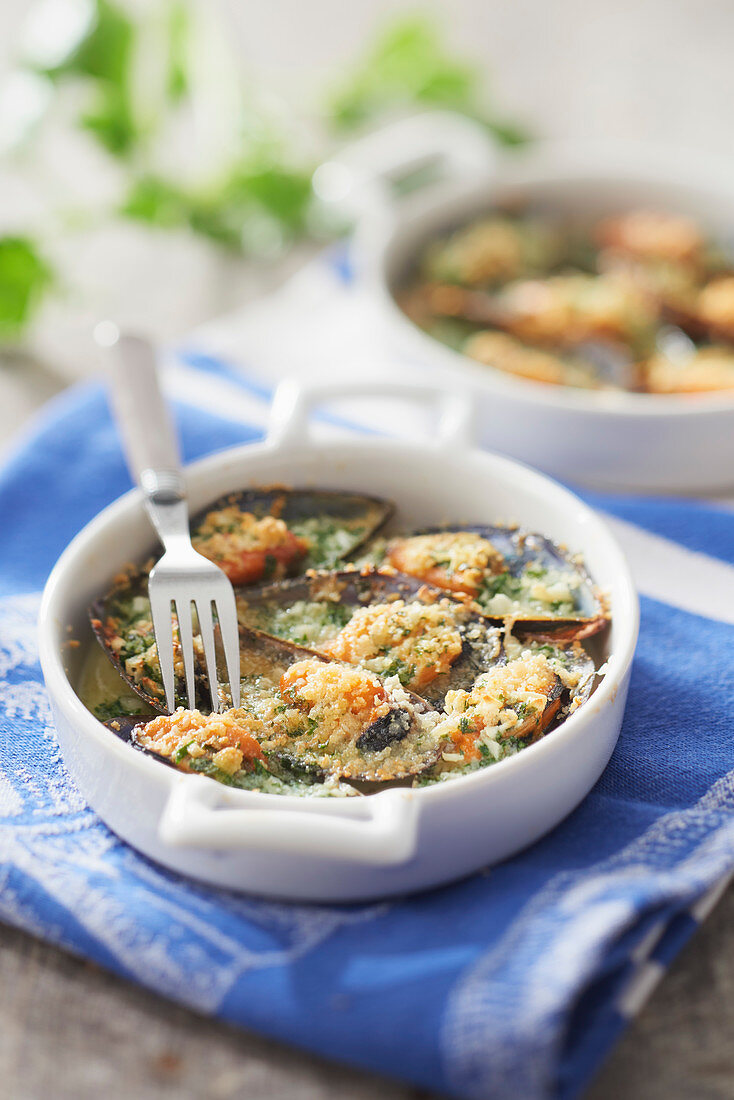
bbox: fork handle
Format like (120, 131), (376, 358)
(103, 329), (190, 546)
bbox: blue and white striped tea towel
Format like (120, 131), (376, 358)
(1, 250), (733, 1100)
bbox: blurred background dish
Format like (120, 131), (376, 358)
(337, 125), (734, 491)
(399, 206), (734, 396)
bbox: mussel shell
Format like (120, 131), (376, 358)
(190, 487), (394, 571)
(398, 525), (607, 638)
(90, 571), (200, 714)
(102, 713), (311, 789)
(513, 632), (598, 725)
(520, 673), (564, 742)
(236, 568), (505, 707)
(237, 626), (444, 784)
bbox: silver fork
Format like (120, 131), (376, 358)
(99, 325), (241, 714)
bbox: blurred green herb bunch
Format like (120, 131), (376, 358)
(0, 0), (525, 345)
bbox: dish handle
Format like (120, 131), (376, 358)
(267, 377), (476, 451)
(313, 109), (496, 224)
(158, 779), (419, 865)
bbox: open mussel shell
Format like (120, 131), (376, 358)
(513, 631), (597, 724)
(236, 626), (444, 784)
(236, 568), (505, 708)
(189, 487), (394, 576)
(388, 525), (608, 640)
(102, 712), (296, 791)
(90, 570), (203, 714)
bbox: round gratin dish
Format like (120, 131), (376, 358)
(323, 111), (734, 493)
(39, 379), (638, 902)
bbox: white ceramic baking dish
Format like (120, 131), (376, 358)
(39, 379), (638, 902)
(318, 112), (734, 493)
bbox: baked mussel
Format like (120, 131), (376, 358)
(91, 569), (180, 713)
(381, 525), (608, 639)
(189, 487), (393, 585)
(399, 206), (734, 396)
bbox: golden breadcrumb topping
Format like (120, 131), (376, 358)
(497, 272), (655, 346)
(122, 634), (205, 699)
(696, 276), (734, 329)
(193, 507), (299, 564)
(432, 218), (525, 284)
(137, 708), (264, 774)
(435, 653), (559, 759)
(464, 330), (599, 388)
(388, 532), (504, 596)
(320, 599), (463, 689)
(279, 659), (391, 749)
